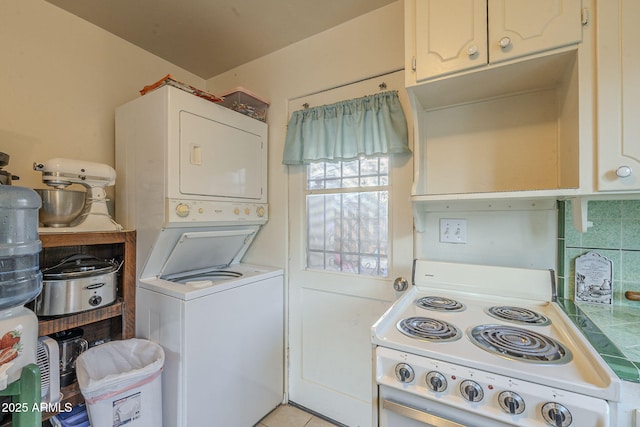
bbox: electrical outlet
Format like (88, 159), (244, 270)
(439, 219), (467, 244)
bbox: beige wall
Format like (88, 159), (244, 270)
(1, 0), (203, 191)
(2, 0), (404, 270)
(205, 2), (405, 268)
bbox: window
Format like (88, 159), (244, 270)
(305, 157), (389, 277)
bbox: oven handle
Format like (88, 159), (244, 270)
(382, 399), (466, 427)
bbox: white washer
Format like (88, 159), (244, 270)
(135, 225), (283, 427)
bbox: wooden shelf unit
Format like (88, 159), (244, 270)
(38, 231), (136, 339)
(36, 230), (136, 424)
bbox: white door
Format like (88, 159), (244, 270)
(286, 71), (414, 426)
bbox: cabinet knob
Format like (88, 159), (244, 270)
(616, 166), (632, 178)
(467, 45), (478, 57)
(499, 37), (512, 49)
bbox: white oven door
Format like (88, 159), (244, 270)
(379, 386), (517, 427)
(380, 399), (465, 427)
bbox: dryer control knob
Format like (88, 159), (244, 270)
(176, 203), (190, 218)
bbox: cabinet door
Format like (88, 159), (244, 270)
(488, 0), (582, 64)
(597, 0), (640, 191)
(414, 0), (487, 81)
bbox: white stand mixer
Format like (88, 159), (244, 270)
(33, 158), (122, 232)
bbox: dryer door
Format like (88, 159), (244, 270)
(179, 111), (265, 201)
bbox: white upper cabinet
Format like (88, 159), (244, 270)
(404, 0), (595, 206)
(410, 0), (583, 83)
(488, 0), (583, 64)
(596, 0), (640, 191)
(414, 0), (487, 80)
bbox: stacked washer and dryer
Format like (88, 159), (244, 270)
(115, 86), (283, 427)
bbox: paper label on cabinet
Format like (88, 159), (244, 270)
(575, 252), (613, 305)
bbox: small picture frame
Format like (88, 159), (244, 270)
(575, 251), (613, 305)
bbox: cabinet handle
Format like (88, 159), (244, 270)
(467, 45), (478, 57)
(625, 291), (640, 301)
(499, 37), (512, 49)
(616, 166), (632, 178)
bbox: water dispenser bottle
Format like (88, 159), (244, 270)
(0, 186), (43, 309)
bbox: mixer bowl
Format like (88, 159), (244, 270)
(36, 189), (86, 227)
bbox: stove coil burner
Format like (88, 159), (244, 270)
(415, 296), (465, 312)
(486, 306), (550, 326)
(397, 317), (461, 342)
(468, 324), (572, 364)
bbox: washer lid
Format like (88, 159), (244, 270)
(151, 226), (260, 279)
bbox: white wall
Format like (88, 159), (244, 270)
(0, 0), (204, 191)
(205, 1), (405, 268)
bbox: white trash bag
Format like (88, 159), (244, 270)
(76, 338), (164, 427)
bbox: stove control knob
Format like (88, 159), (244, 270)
(394, 363), (415, 383)
(426, 371), (447, 392)
(541, 402), (573, 427)
(498, 391), (525, 415)
(460, 380), (483, 402)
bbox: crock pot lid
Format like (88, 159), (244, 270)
(158, 227), (258, 279)
(43, 254), (118, 278)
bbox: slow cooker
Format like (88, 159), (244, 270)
(35, 254), (121, 316)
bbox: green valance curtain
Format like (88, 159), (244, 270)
(282, 90), (411, 165)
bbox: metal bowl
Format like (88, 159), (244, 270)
(35, 189), (86, 227)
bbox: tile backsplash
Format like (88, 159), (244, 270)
(558, 199), (640, 304)
(558, 199), (640, 377)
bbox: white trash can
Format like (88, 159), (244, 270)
(75, 338), (164, 427)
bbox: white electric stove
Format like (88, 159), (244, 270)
(372, 260), (621, 427)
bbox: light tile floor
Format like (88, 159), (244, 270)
(257, 404), (339, 427)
